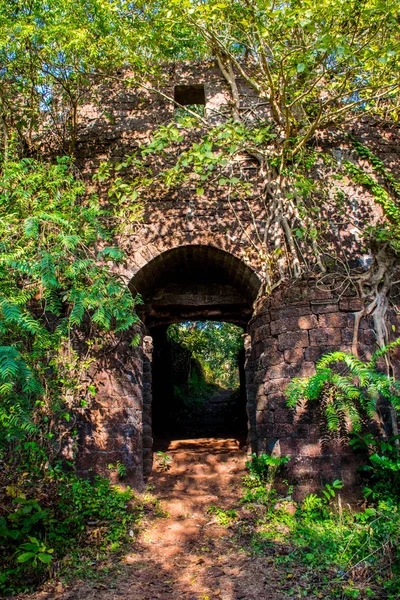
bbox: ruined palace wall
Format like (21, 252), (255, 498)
(69, 62), (399, 494)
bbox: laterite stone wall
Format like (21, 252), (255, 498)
(68, 62), (399, 495)
(246, 281), (381, 498)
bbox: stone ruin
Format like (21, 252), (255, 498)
(67, 61), (400, 497)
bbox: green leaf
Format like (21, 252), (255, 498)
(38, 552), (53, 564)
(17, 552), (36, 563)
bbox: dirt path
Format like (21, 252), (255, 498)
(34, 438), (315, 600)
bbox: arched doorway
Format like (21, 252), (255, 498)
(129, 245), (261, 475)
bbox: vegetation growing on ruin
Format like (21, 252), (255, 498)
(0, 0), (399, 595)
(0, 151), (144, 594)
(241, 452), (400, 599)
(286, 339), (400, 441)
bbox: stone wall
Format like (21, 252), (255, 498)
(70, 61), (400, 495)
(246, 280), (397, 498)
(75, 326), (146, 488)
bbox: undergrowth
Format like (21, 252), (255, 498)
(239, 338), (400, 599)
(241, 453), (400, 599)
(0, 444), (146, 595)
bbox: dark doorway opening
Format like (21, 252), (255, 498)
(174, 84), (205, 106)
(129, 245), (261, 472)
(151, 322), (247, 447)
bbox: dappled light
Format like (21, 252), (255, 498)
(1, 0), (399, 596)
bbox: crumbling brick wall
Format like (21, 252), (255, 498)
(70, 61), (399, 495)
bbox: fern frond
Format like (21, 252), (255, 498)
(286, 377), (310, 408)
(330, 373), (361, 400)
(325, 403), (340, 432)
(369, 337), (400, 368)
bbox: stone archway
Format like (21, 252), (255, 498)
(75, 243), (383, 497)
(130, 244), (261, 327)
(76, 244), (262, 488)
(129, 244), (262, 477)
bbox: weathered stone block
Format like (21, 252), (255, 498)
(253, 324), (271, 342)
(341, 328), (354, 343)
(291, 361), (316, 378)
(257, 423), (275, 437)
(273, 423), (295, 436)
(284, 348), (304, 363)
(318, 313), (349, 328)
(256, 395), (268, 411)
(268, 362), (292, 379)
(271, 304), (311, 320)
(254, 370), (265, 384)
(270, 314), (318, 335)
(360, 329), (377, 346)
(266, 410), (275, 424)
(339, 297), (364, 311)
(259, 350), (285, 368)
(278, 330), (309, 351)
(256, 410), (265, 424)
(311, 302), (339, 314)
(253, 341), (264, 358)
(265, 393), (287, 410)
(304, 345), (337, 362)
(298, 442), (324, 457)
(309, 328), (341, 346)
(264, 378), (290, 395)
(274, 409), (293, 424)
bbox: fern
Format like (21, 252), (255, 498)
(0, 154), (140, 457)
(286, 342), (400, 441)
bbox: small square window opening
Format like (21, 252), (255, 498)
(174, 84), (205, 106)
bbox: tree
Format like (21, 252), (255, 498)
(109, 0), (400, 354)
(0, 151), (139, 451)
(168, 321), (244, 388)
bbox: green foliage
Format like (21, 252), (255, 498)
(242, 453), (290, 505)
(168, 321), (244, 389)
(155, 451), (172, 471)
(176, 361), (217, 409)
(246, 453), (290, 480)
(144, 0), (399, 146)
(206, 506), (238, 526)
(350, 433), (400, 499)
(16, 537), (54, 567)
(108, 461), (127, 479)
(345, 137), (400, 252)
(0, 153), (139, 454)
(345, 160), (400, 253)
(0, 2), (399, 594)
(0, 151), (141, 592)
(242, 473), (400, 599)
(286, 340), (400, 439)
(350, 138), (400, 197)
(0, 468), (141, 595)
(302, 480), (343, 514)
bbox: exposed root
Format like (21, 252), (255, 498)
(352, 243), (396, 359)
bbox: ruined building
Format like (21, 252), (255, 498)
(68, 62), (399, 496)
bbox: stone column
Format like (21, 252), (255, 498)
(248, 280), (378, 499)
(75, 324), (146, 489)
